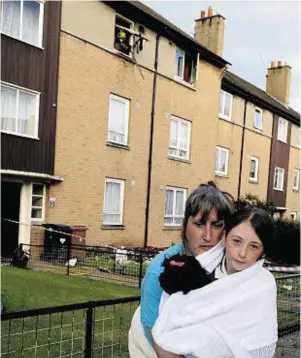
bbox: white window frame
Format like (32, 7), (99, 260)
(103, 178), (125, 226)
(273, 167), (285, 191)
(164, 186), (187, 227)
(290, 212), (297, 221)
(114, 14), (134, 58)
(107, 94), (130, 146)
(168, 116), (191, 160)
(174, 48), (185, 80)
(1, 81), (40, 139)
(1, 0), (44, 48)
(249, 156), (259, 182)
(31, 183), (46, 222)
(254, 107), (263, 130)
(277, 117), (288, 143)
(293, 169), (300, 191)
(219, 90), (233, 121)
(215, 146), (229, 176)
(296, 128), (300, 148)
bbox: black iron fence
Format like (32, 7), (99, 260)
(1, 296), (140, 358)
(0, 275), (299, 358)
(11, 243), (157, 288)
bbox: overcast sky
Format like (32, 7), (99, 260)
(143, 1), (301, 113)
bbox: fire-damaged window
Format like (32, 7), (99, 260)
(114, 14), (133, 56)
(175, 48), (197, 85)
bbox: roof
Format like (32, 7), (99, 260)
(223, 71), (300, 125)
(103, 0), (230, 68)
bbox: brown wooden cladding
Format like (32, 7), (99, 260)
(267, 115), (291, 207)
(1, 1), (61, 175)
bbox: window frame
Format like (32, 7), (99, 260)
(174, 48), (185, 80)
(164, 186), (187, 227)
(296, 128), (300, 148)
(168, 115), (191, 161)
(113, 13), (134, 58)
(31, 183), (46, 222)
(1, 0), (44, 48)
(103, 178), (125, 226)
(215, 146), (229, 176)
(219, 90), (233, 121)
(273, 167), (285, 191)
(1, 81), (40, 139)
(107, 94), (130, 146)
(254, 107), (263, 130)
(249, 156), (259, 182)
(293, 168), (300, 191)
(277, 117), (288, 143)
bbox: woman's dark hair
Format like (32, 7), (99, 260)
(182, 182), (234, 242)
(225, 207), (275, 258)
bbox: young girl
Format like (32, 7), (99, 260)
(152, 207), (278, 358)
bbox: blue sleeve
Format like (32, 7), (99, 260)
(140, 271), (163, 329)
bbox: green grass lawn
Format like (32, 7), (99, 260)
(1, 267), (140, 358)
(1, 267), (139, 312)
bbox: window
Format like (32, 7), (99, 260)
(168, 116), (191, 160)
(103, 178), (125, 225)
(114, 14), (133, 56)
(174, 48), (197, 85)
(277, 118), (288, 143)
(1, 82), (40, 137)
(107, 94), (129, 145)
(293, 169), (300, 191)
(219, 90), (233, 121)
(215, 146), (229, 176)
(273, 167), (285, 191)
(164, 187), (186, 226)
(31, 184), (45, 221)
(249, 156), (259, 182)
(254, 108), (263, 130)
(290, 212), (297, 221)
(1, 0), (44, 47)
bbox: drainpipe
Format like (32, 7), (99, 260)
(143, 34), (160, 247)
(237, 99), (248, 199)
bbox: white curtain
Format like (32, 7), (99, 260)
(104, 182), (121, 224)
(174, 191), (184, 225)
(220, 150), (226, 172)
(22, 0), (40, 46)
(179, 122), (188, 151)
(169, 119), (178, 147)
(224, 93), (231, 117)
(2, 0), (20, 38)
(108, 98), (126, 143)
(219, 92), (223, 115)
(164, 190), (174, 225)
(18, 91), (36, 136)
(1, 85), (17, 132)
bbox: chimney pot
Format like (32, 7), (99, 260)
(277, 60), (282, 67)
(201, 10), (206, 18)
(208, 6), (213, 17)
(271, 61), (275, 68)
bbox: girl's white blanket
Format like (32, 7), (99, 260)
(152, 243), (278, 358)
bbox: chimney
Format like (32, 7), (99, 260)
(194, 6), (225, 56)
(266, 61), (292, 105)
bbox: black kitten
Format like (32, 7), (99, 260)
(159, 254), (215, 295)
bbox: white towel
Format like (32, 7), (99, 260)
(153, 243), (278, 358)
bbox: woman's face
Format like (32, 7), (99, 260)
(223, 220), (264, 274)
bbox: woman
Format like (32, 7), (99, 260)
(152, 207), (278, 358)
(128, 182), (234, 357)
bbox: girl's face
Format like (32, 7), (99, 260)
(223, 220), (264, 275)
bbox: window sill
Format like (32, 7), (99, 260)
(277, 139), (287, 144)
(253, 126), (263, 132)
(113, 49), (134, 62)
(273, 188), (284, 192)
(1, 131), (40, 140)
(219, 115), (232, 122)
(168, 156), (191, 164)
(292, 188), (300, 192)
(102, 225), (125, 230)
(31, 220), (45, 225)
(215, 173), (228, 178)
(249, 179), (259, 184)
(163, 226), (182, 231)
(173, 76), (196, 90)
(1, 32), (44, 50)
(106, 141), (130, 150)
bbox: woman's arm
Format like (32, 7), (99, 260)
(153, 340), (184, 358)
